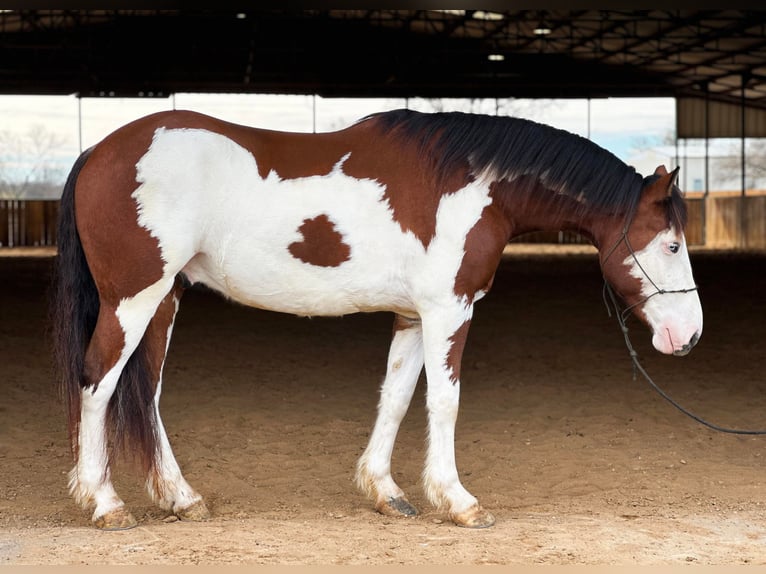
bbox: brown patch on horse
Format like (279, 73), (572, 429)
(144, 279), (184, 386)
(446, 320), (472, 384)
(154, 110), (360, 181)
(74, 122), (165, 303)
(488, 176), (602, 238)
(247, 130), (356, 181)
(82, 305), (125, 389)
(342, 117), (475, 247)
(288, 214), (351, 267)
(453, 199), (513, 302)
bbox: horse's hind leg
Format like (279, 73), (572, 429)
(356, 314), (423, 517)
(144, 280), (209, 521)
(70, 277), (175, 529)
(71, 303), (137, 529)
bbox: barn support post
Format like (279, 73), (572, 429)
(77, 94), (83, 154)
(703, 86), (709, 246)
(740, 75), (747, 249)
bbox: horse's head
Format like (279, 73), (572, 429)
(599, 165), (702, 356)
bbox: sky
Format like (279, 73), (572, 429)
(0, 93), (678, 195)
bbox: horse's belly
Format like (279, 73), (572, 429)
(183, 250), (414, 317)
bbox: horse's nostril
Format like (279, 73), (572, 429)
(689, 331), (700, 348)
(672, 332), (700, 357)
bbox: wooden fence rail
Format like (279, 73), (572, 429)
(1, 196), (764, 250)
(0, 200), (59, 248)
(695, 192), (766, 249)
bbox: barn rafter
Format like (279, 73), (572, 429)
(0, 9), (764, 112)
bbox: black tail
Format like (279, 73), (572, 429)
(51, 148), (160, 473)
(51, 148), (98, 456)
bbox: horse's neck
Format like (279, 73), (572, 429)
(489, 175), (606, 244)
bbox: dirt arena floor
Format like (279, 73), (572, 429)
(1, 245), (766, 565)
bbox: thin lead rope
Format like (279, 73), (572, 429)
(603, 281), (766, 436)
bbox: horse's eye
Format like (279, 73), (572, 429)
(668, 241), (680, 254)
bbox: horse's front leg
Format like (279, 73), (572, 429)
(356, 314), (424, 517)
(420, 305), (495, 528)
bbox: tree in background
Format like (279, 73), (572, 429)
(0, 124), (68, 199)
(416, 97), (553, 119)
(718, 139), (766, 190)
(320, 97), (554, 132)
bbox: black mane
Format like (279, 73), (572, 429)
(365, 109), (686, 229)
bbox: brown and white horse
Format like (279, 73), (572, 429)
(51, 109), (702, 530)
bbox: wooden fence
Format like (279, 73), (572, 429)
(1, 196), (764, 250)
(0, 200), (59, 248)
(690, 191), (766, 249)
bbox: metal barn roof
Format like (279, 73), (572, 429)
(1, 9), (765, 111)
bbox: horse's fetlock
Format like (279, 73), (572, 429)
(354, 460), (377, 499)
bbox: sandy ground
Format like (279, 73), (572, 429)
(1, 246), (766, 565)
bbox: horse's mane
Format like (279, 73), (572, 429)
(363, 109), (686, 230)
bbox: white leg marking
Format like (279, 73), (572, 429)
(70, 358), (131, 520)
(420, 305), (478, 516)
(149, 415), (204, 513)
(356, 318), (424, 508)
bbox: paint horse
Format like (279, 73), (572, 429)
(51, 109), (702, 530)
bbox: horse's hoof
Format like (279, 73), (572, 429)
(176, 500), (210, 522)
(375, 496), (419, 518)
(449, 504), (495, 529)
(94, 507), (138, 531)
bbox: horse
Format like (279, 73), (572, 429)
(51, 108), (702, 530)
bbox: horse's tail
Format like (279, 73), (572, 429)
(51, 147), (98, 457)
(51, 148), (160, 474)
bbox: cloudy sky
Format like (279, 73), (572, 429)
(0, 93), (676, 191)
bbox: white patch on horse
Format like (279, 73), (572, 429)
(625, 227), (703, 354)
(133, 127), (494, 318)
(115, 278), (175, 352)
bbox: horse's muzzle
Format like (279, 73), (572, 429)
(672, 331), (700, 357)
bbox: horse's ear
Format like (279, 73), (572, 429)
(666, 166), (680, 197)
(647, 165), (680, 200)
